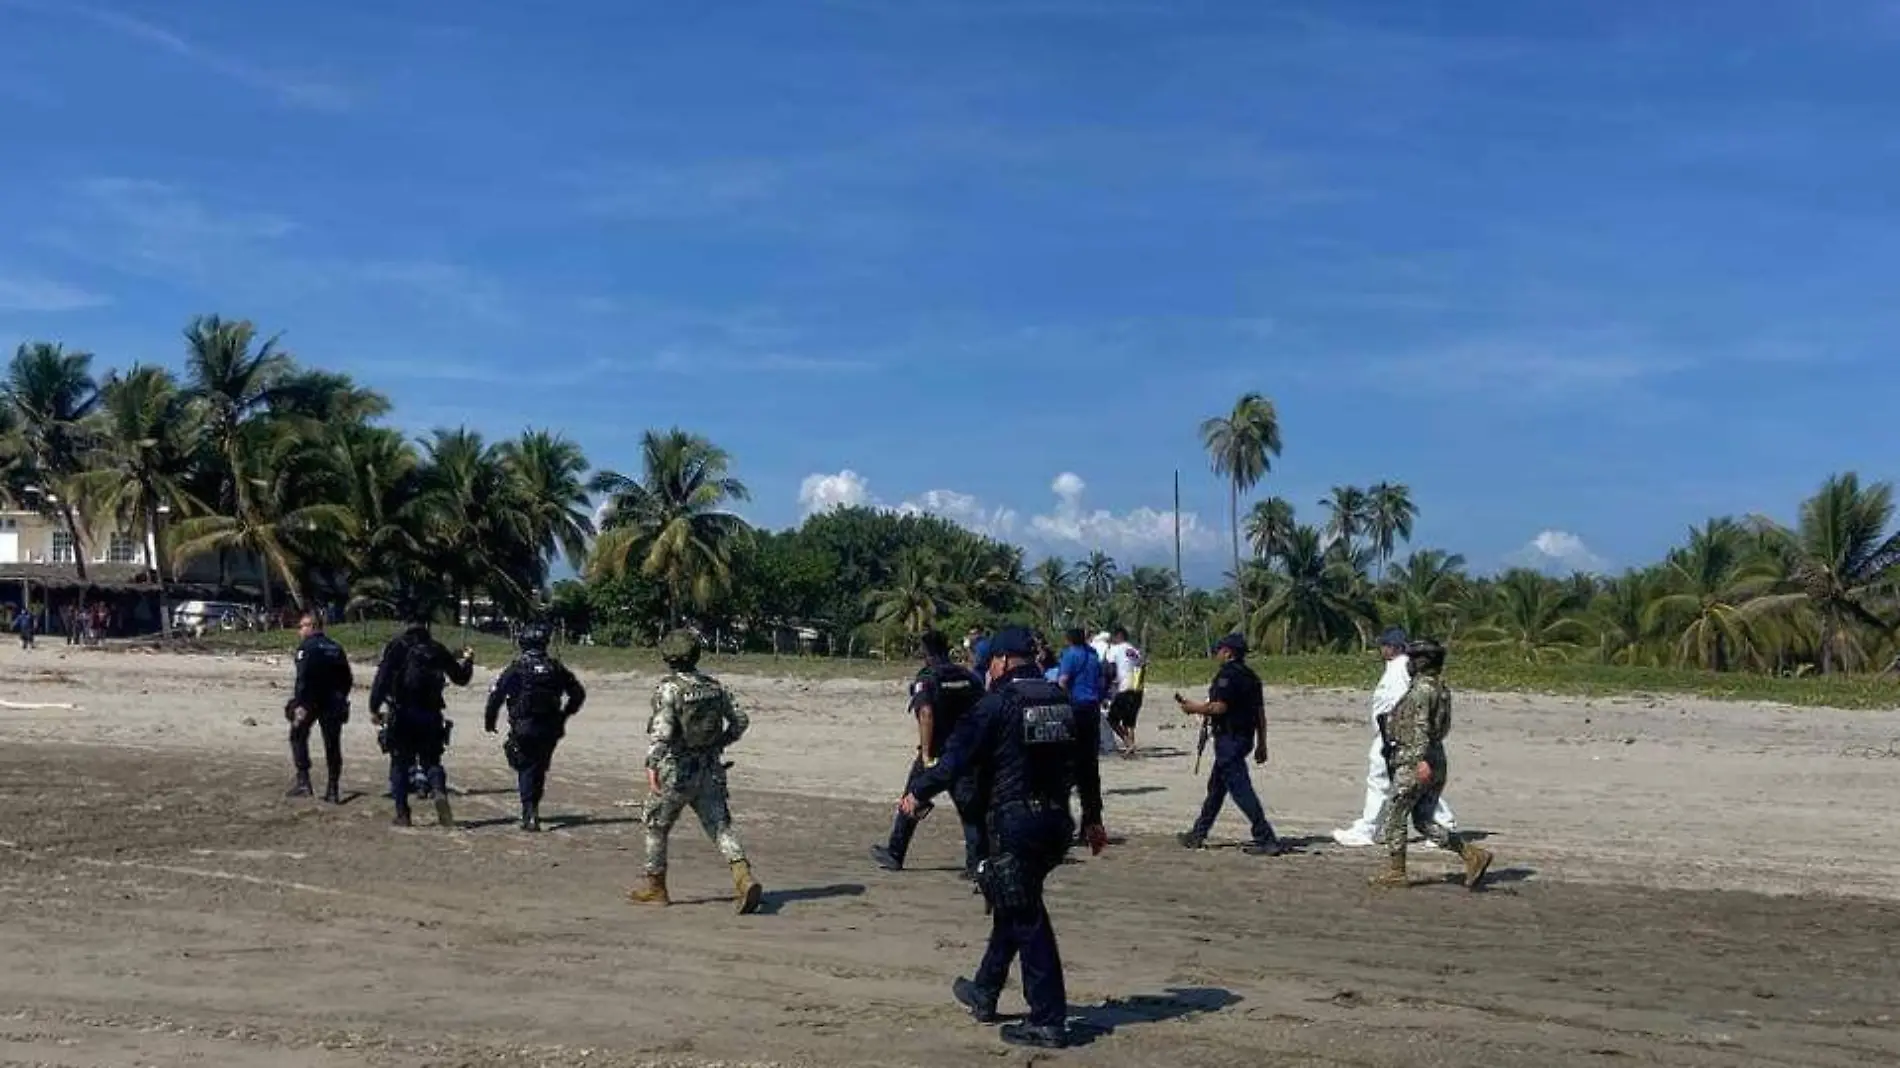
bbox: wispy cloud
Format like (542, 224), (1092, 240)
(43, 177), (297, 284)
(0, 273), (109, 313)
(1357, 329), (1695, 398)
(648, 348), (877, 375)
(1504, 530), (1611, 575)
(5, 1), (355, 111)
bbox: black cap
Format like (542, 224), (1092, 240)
(1213, 632), (1248, 656)
(990, 626), (1036, 658)
(1378, 626), (1408, 648)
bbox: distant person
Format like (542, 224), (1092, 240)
(966, 627), (992, 682)
(1174, 633), (1280, 855)
(1333, 627), (1457, 847)
(1056, 628), (1104, 752)
(285, 612), (353, 803)
(628, 629), (763, 913)
(1369, 640), (1492, 890)
(1103, 627), (1145, 757)
(368, 609), (475, 827)
(484, 622), (586, 832)
(14, 607), (35, 650)
(872, 629), (986, 877)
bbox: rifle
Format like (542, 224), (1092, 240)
(1374, 712), (1395, 778)
(1193, 716), (1211, 774)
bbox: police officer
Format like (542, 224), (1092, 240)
(871, 628), (986, 877)
(628, 629), (763, 914)
(484, 622), (586, 832)
(900, 626), (1107, 1051)
(1174, 633), (1280, 855)
(285, 611), (353, 803)
(368, 609), (475, 828)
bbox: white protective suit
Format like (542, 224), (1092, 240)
(1090, 633), (1117, 754)
(1334, 653), (1457, 844)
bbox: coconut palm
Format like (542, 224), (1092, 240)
(1249, 524), (1374, 653)
(1244, 496), (1296, 560)
(1383, 548), (1466, 639)
(863, 549), (960, 638)
(501, 429), (597, 591)
(4, 342), (101, 579)
(1465, 568), (1589, 663)
(1644, 518), (1779, 671)
(1200, 392), (1283, 623)
(1321, 485), (1368, 555)
(1747, 473), (1900, 673)
(1028, 556), (1076, 629)
(1592, 570), (1661, 666)
(1121, 564), (1177, 648)
(419, 428), (539, 619)
(588, 428), (752, 625)
(1365, 481), (1416, 579)
(1077, 550), (1117, 621)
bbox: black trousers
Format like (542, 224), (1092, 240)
(886, 757), (985, 871)
(387, 712), (447, 810)
(509, 730), (560, 807)
(974, 804), (1074, 1029)
(289, 713), (344, 779)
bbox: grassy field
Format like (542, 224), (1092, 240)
(175, 621), (1900, 710)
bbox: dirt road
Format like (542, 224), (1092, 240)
(1, 646), (1897, 1066)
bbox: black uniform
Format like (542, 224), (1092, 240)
(287, 630), (353, 801)
(910, 653), (1105, 1049)
(368, 624), (474, 823)
(875, 658), (986, 874)
(484, 647), (586, 830)
(1186, 655), (1277, 848)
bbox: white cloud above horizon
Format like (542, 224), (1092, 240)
(797, 468), (1217, 561)
(1504, 529), (1611, 575)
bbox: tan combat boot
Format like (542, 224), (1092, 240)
(627, 872), (669, 905)
(1460, 843), (1493, 890)
(1367, 854), (1411, 889)
(731, 860), (763, 915)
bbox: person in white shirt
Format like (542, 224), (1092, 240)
(1103, 627), (1146, 757)
(1332, 627), (1457, 847)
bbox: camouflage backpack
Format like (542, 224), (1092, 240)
(1421, 677), (1453, 745)
(669, 670), (732, 750)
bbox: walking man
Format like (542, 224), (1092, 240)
(1175, 633), (1279, 855)
(1369, 639), (1492, 889)
(872, 629), (987, 876)
(286, 612), (352, 803)
(1333, 627), (1457, 847)
(484, 623), (586, 831)
(1103, 626), (1146, 756)
(368, 609), (475, 827)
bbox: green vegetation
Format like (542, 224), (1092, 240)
(6, 322), (1899, 706)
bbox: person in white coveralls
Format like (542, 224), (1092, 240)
(1331, 626), (1457, 846)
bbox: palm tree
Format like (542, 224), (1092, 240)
(325, 424), (428, 616)
(501, 429), (597, 593)
(168, 425), (352, 615)
(1199, 392), (1283, 624)
(1122, 565), (1176, 648)
(1383, 548), (1466, 639)
(69, 366), (206, 626)
(1365, 481), (1416, 580)
(4, 342), (101, 579)
(418, 428), (540, 620)
(863, 549), (960, 639)
(1244, 496), (1295, 560)
(1321, 485), (1368, 555)
(1028, 556), (1075, 629)
(1466, 569), (1589, 663)
(1644, 518), (1778, 671)
(1748, 473), (1900, 673)
(1593, 571), (1660, 666)
(588, 428), (752, 625)
(1249, 524), (1374, 653)
(1077, 550), (1118, 622)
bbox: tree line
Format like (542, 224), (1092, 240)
(5, 320), (1895, 675)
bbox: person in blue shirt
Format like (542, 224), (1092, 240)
(1056, 628), (1103, 734)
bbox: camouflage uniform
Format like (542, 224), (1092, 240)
(1372, 645), (1493, 890)
(629, 630), (763, 913)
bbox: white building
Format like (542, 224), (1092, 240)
(0, 509), (153, 568)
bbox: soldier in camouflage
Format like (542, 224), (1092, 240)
(1370, 639), (1494, 890)
(627, 628), (764, 914)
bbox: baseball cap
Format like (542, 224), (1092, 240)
(1378, 626), (1408, 648)
(1212, 632), (1248, 656)
(989, 626), (1036, 658)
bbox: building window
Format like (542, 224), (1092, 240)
(108, 532), (139, 564)
(51, 529), (74, 563)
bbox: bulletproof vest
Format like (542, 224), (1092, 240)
(920, 663), (982, 730)
(667, 670), (731, 750)
(1420, 677), (1452, 745)
(396, 634), (445, 704)
(999, 677), (1077, 803)
(513, 652), (566, 720)
(304, 635), (349, 697)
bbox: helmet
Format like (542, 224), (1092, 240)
(1405, 638), (1446, 674)
(517, 623), (551, 651)
(658, 628), (702, 666)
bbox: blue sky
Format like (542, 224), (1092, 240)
(4, 0), (1899, 584)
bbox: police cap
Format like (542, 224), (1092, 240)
(1378, 626), (1408, 649)
(1213, 632), (1248, 657)
(989, 626), (1036, 658)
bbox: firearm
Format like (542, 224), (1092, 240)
(1176, 691), (1212, 774)
(1375, 712), (1395, 778)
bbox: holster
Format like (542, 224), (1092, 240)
(375, 723), (390, 753)
(502, 735), (525, 771)
(974, 852), (1036, 915)
(441, 718), (454, 748)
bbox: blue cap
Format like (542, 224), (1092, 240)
(1378, 626), (1408, 648)
(1213, 632), (1248, 656)
(989, 626), (1036, 657)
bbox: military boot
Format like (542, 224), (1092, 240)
(321, 775), (340, 804)
(731, 860), (763, 914)
(951, 977), (999, 1023)
(286, 773), (312, 798)
(627, 872), (669, 905)
(1368, 854), (1410, 889)
(1460, 843), (1493, 890)
(392, 804), (412, 828)
(1000, 1023), (1069, 1049)
(521, 804), (541, 832)
(434, 793), (454, 828)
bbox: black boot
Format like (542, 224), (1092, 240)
(521, 803), (541, 832)
(393, 804), (412, 827)
(286, 773), (312, 798)
(951, 977), (999, 1023)
(870, 844), (904, 871)
(1000, 1022), (1068, 1049)
(322, 773), (340, 804)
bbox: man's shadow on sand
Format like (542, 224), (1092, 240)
(981, 987), (1240, 1046)
(669, 883), (867, 915)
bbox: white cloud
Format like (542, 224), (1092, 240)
(0, 274), (108, 312)
(1505, 529), (1611, 575)
(794, 468), (1214, 560)
(798, 470), (873, 516)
